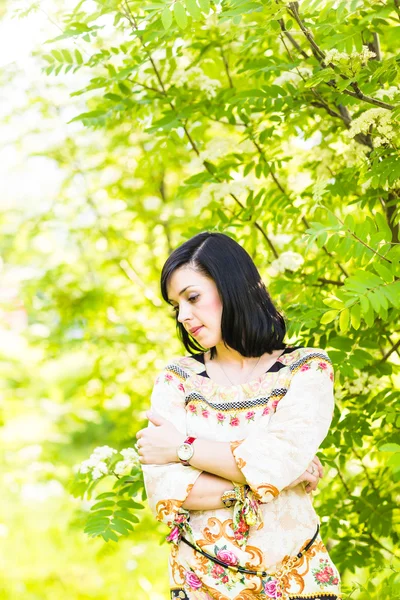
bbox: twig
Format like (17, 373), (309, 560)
(286, 2), (396, 111)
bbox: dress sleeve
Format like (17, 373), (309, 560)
(230, 349), (335, 503)
(141, 361), (203, 527)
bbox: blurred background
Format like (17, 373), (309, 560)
(0, 0), (399, 598)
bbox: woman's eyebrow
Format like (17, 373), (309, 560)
(168, 285), (197, 303)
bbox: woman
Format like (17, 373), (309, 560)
(136, 232), (342, 600)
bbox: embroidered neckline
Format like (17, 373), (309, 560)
(185, 346), (303, 389)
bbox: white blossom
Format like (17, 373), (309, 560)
(268, 251), (304, 276)
(170, 58), (222, 99)
(274, 67), (312, 86)
(91, 461), (109, 480)
(76, 445), (118, 479)
(324, 45), (376, 67)
(113, 448), (140, 475)
(374, 86), (399, 100)
(347, 108), (396, 146)
(198, 179), (256, 205)
(337, 369), (383, 396)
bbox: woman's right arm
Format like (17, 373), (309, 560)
(182, 455), (323, 511)
(182, 472), (233, 510)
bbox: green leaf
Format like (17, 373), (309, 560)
(91, 500), (115, 510)
(116, 499), (144, 509)
(112, 517), (134, 532)
(67, 110), (107, 124)
(95, 492), (116, 500)
(161, 6), (173, 29)
(185, 0), (201, 19)
(375, 212), (392, 242)
(198, 0), (210, 13)
(320, 310), (339, 324)
(173, 3), (188, 29)
(61, 49), (73, 63)
(113, 510), (140, 523)
(75, 49), (83, 64)
(88, 509), (113, 518)
(339, 308), (350, 332)
(378, 443), (400, 452)
(350, 303), (361, 330)
(102, 529), (119, 542)
(372, 262), (394, 283)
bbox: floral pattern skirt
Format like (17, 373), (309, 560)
(168, 531), (342, 600)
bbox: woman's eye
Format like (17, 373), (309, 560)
(170, 296), (199, 316)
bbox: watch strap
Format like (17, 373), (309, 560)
(178, 436), (196, 466)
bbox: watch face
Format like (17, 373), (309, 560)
(178, 443), (194, 461)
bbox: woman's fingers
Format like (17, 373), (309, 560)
(312, 455), (324, 478)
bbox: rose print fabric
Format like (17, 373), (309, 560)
(142, 347), (342, 600)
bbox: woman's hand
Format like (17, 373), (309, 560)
(135, 411), (184, 465)
(285, 455), (324, 494)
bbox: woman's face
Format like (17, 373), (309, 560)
(166, 266), (223, 348)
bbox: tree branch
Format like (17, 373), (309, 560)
(278, 18), (309, 59)
(286, 2), (396, 111)
(379, 337), (400, 362)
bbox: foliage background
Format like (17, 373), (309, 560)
(0, 0), (399, 598)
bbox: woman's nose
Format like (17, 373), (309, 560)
(177, 305), (191, 323)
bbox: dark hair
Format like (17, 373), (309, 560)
(160, 231), (287, 360)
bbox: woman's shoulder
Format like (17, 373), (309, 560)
(154, 353), (203, 382)
(285, 346), (333, 380)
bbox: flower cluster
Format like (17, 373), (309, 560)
(338, 369), (382, 396)
(75, 445), (140, 480)
(268, 251), (304, 277)
(77, 445), (118, 480)
(312, 558), (339, 587)
(324, 45), (376, 75)
(113, 448), (140, 475)
(170, 56), (222, 99)
(375, 86), (399, 101)
(347, 107), (396, 147)
(198, 179), (256, 204)
(274, 67), (312, 86)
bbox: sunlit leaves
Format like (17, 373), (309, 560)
(161, 5), (173, 29)
(173, 2), (188, 29)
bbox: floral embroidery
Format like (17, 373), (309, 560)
(201, 408), (210, 418)
(245, 410), (255, 421)
(300, 364), (311, 372)
(188, 403), (197, 414)
(165, 373), (174, 381)
(206, 552), (245, 590)
(263, 576), (283, 598)
(215, 547), (239, 566)
(271, 399), (279, 410)
(313, 558), (339, 587)
(216, 412), (225, 424)
(184, 570), (202, 590)
(262, 406), (271, 416)
(177, 382), (185, 393)
(230, 415), (240, 426)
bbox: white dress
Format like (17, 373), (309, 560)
(142, 346), (342, 600)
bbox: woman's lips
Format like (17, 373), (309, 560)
(191, 326), (203, 336)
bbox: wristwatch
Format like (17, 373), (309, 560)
(177, 436), (196, 466)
